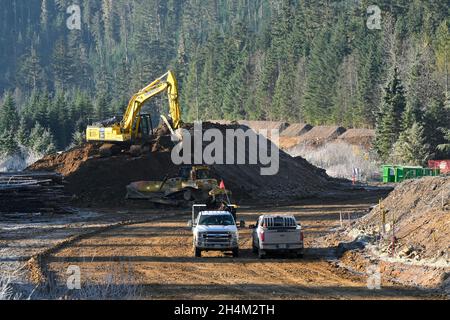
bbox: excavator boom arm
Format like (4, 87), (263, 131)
(121, 70), (182, 133)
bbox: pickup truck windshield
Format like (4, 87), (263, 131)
(198, 214), (235, 226)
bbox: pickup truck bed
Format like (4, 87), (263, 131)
(252, 215), (303, 259)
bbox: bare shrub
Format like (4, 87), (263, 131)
(0, 146), (42, 172)
(288, 141), (380, 181)
(32, 263), (143, 300)
(71, 269), (143, 300)
(0, 275), (22, 300)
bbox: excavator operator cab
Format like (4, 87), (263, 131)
(133, 114), (154, 141)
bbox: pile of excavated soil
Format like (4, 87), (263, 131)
(297, 126), (347, 146)
(30, 147), (178, 205)
(238, 120), (290, 134)
(28, 122), (338, 206)
(275, 126), (348, 150)
(277, 136), (303, 150)
(209, 120), (289, 137)
(337, 129), (375, 150)
(35, 143), (98, 176)
(355, 176), (450, 261)
(280, 123), (313, 137)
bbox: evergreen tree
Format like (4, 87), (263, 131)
(19, 47), (44, 91)
(402, 96), (422, 131)
(71, 130), (85, 148)
(0, 0), (448, 158)
(303, 20), (347, 124)
(375, 67), (407, 160)
(436, 98), (450, 156)
(52, 39), (73, 91)
(434, 21), (449, 95)
(438, 128), (450, 155)
(222, 51), (249, 120)
(0, 130), (19, 156)
(16, 117), (29, 146)
(392, 122), (430, 166)
(28, 122), (56, 155)
(423, 99), (448, 158)
(0, 92), (19, 133)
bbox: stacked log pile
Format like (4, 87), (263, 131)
(0, 171), (68, 214)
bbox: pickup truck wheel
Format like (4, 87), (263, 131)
(258, 248), (265, 259)
(232, 248), (239, 258)
(194, 247), (201, 257)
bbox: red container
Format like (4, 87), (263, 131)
(428, 160), (450, 173)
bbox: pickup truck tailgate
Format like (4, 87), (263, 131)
(264, 228), (300, 244)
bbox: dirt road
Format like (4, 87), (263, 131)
(44, 194), (439, 299)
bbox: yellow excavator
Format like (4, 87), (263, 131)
(86, 70), (182, 154)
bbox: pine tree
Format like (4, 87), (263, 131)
(52, 39), (73, 91)
(222, 52), (248, 120)
(271, 62), (296, 121)
(0, 130), (19, 156)
(375, 67), (407, 160)
(438, 128), (450, 155)
(435, 21), (449, 95)
(19, 47), (44, 91)
(28, 122), (56, 155)
(16, 117), (29, 146)
(437, 97), (450, 156)
(303, 18), (347, 125)
(255, 46), (277, 120)
(423, 99), (448, 158)
(0, 92), (19, 133)
(70, 130), (85, 148)
(402, 96), (422, 131)
(94, 91), (111, 121)
(392, 122), (430, 166)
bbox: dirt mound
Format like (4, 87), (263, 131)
(238, 120), (290, 133)
(31, 143), (98, 176)
(277, 136), (303, 150)
(280, 123), (313, 137)
(296, 126), (346, 146)
(337, 129), (375, 150)
(355, 176), (450, 261)
(276, 126), (348, 150)
(28, 122), (338, 206)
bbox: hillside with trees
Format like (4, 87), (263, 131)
(0, 0), (449, 169)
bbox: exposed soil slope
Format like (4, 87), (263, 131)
(354, 176), (450, 261)
(29, 122), (338, 206)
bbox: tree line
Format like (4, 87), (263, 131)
(0, 0), (449, 164)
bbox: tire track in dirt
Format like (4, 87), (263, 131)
(25, 212), (186, 286)
(41, 206), (440, 299)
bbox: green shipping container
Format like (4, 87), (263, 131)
(382, 165), (396, 183)
(381, 165), (439, 183)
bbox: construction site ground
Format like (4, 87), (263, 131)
(2, 188), (446, 300)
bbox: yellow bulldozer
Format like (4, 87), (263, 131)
(125, 165), (231, 206)
(85, 70), (182, 156)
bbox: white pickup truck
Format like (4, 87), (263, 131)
(251, 215), (304, 259)
(191, 205), (239, 258)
